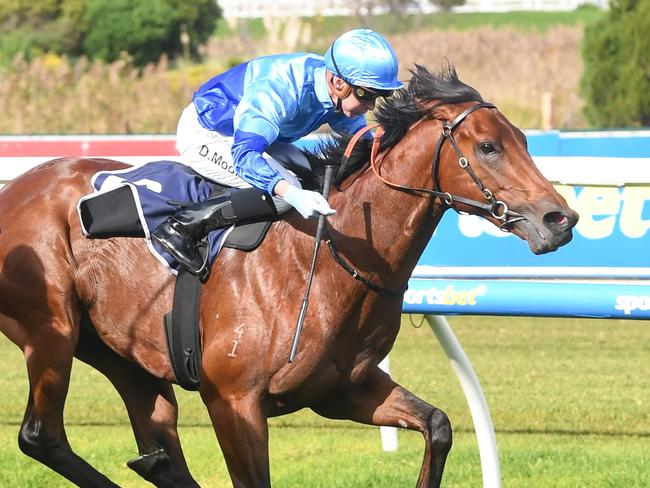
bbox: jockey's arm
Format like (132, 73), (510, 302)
(230, 85), (335, 218)
(230, 133), (334, 219)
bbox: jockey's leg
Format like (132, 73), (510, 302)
(311, 367), (452, 488)
(151, 187), (278, 273)
(175, 102), (302, 214)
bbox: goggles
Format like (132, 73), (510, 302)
(352, 85), (394, 102)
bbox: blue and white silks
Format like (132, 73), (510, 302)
(192, 53), (368, 194)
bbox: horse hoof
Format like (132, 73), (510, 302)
(127, 449), (200, 488)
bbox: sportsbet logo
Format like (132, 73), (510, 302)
(404, 284), (487, 307)
(615, 294), (650, 315)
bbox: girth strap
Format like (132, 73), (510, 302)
(163, 268), (202, 391)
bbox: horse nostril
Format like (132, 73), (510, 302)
(543, 211), (575, 230)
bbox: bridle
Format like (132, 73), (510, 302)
(370, 101), (525, 230)
(327, 101), (526, 295)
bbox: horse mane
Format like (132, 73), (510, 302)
(295, 62), (484, 190)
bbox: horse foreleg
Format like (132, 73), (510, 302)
(312, 368), (452, 488)
(74, 326), (200, 488)
(201, 388), (271, 488)
(17, 323), (120, 487)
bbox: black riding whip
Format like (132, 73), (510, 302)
(288, 165), (336, 363)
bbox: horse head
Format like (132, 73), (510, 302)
(406, 64), (577, 254)
(315, 63), (577, 259)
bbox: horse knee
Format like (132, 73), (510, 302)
(427, 408), (452, 454)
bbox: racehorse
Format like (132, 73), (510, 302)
(0, 64), (577, 487)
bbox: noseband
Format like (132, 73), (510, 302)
(370, 101), (525, 231)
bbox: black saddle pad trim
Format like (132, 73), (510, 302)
(224, 221), (273, 250)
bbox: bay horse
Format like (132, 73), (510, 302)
(0, 64), (577, 487)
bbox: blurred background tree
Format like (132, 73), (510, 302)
(0, 0), (86, 64)
(431, 0), (465, 12)
(581, 0), (650, 127)
(0, 0), (222, 67)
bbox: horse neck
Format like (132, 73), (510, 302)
(328, 121), (447, 289)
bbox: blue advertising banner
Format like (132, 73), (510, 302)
(298, 130), (650, 318)
(403, 279), (650, 319)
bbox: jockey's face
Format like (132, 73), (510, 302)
(340, 91), (376, 117)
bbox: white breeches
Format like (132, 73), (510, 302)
(176, 103), (311, 213)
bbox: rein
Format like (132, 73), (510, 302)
(325, 101), (525, 296)
(325, 239), (406, 296)
(327, 122), (407, 296)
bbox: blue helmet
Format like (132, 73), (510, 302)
(324, 29), (404, 91)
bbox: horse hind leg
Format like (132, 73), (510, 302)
(74, 321), (200, 488)
(0, 247), (116, 485)
(16, 319), (120, 487)
(312, 368), (452, 488)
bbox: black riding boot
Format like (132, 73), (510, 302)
(151, 188), (277, 273)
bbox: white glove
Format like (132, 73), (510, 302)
(282, 185), (336, 219)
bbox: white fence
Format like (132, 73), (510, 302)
(218, 0), (608, 18)
(457, 0), (606, 12)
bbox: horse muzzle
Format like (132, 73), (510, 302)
(511, 206), (579, 255)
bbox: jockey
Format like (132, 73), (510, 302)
(151, 28), (404, 274)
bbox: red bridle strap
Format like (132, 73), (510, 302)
(336, 124), (381, 190)
(340, 124), (409, 192)
(343, 123), (380, 158)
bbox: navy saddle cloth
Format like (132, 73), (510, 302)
(77, 160), (270, 274)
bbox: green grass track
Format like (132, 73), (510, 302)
(1, 315), (648, 487)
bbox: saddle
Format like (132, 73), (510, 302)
(78, 161), (276, 390)
(78, 162), (274, 258)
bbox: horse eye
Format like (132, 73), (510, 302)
(479, 142), (497, 155)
